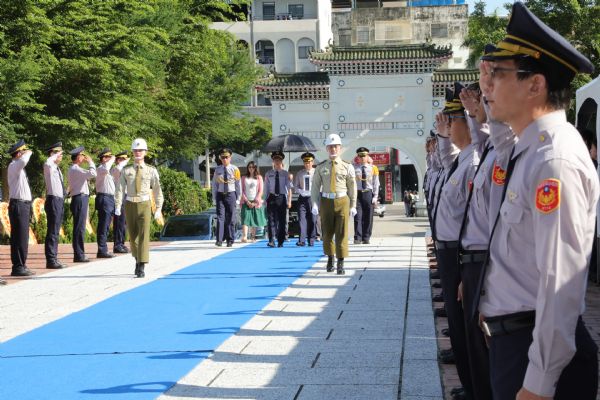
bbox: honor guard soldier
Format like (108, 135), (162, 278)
(95, 148), (116, 258)
(68, 146), (96, 263)
(111, 151), (129, 253)
(264, 151), (292, 247)
(294, 152), (316, 246)
(434, 83), (479, 400)
(114, 138), (163, 278)
(211, 148), (241, 247)
(476, 3), (599, 400)
(311, 133), (357, 274)
(43, 142), (67, 269)
(353, 147), (380, 244)
(7, 139), (34, 279)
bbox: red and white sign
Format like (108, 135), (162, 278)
(385, 172), (393, 202)
(370, 152), (390, 166)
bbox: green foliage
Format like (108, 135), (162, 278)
(158, 166), (210, 217)
(33, 212), (47, 244)
(462, 1), (508, 68)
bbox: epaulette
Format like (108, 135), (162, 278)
(317, 160), (328, 166)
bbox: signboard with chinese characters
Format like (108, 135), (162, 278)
(370, 152), (390, 166)
(385, 172), (393, 202)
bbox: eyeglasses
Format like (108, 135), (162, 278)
(489, 66), (533, 79)
(220, 155), (230, 160)
(448, 115), (466, 126)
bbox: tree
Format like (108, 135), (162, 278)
(462, 1), (508, 68)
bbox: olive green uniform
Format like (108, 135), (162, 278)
(311, 158), (356, 258)
(115, 163), (163, 263)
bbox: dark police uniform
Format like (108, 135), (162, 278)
(7, 139), (34, 278)
(95, 148), (116, 258)
(111, 151), (129, 253)
(477, 3), (598, 399)
(68, 146), (96, 262)
(264, 151), (292, 247)
(294, 152), (316, 246)
(353, 147), (380, 244)
(43, 142), (67, 269)
(211, 148), (241, 247)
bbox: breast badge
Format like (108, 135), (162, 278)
(492, 162), (506, 186)
(535, 179), (560, 213)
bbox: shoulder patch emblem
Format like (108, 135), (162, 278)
(492, 162), (506, 186)
(535, 179), (560, 213)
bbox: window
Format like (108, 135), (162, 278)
(263, 2), (275, 20)
(288, 4), (304, 19)
(356, 26), (369, 44)
(431, 23), (448, 38)
(298, 45), (313, 59)
(338, 29), (351, 47)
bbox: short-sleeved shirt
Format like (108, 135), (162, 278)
(114, 163), (164, 211)
(311, 158), (357, 209)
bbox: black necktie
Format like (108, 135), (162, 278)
(432, 156), (459, 241)
(223, 167), (229, 194)
(471, 147), (520, 321)
(457, 143), (493, 247)
(275, 171), (280, 194)
(361, 166), (367, 190)
(304, 174), (310, 191)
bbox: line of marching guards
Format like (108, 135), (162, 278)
(424, 3), (598, 400)
(3, 137), (163, 282)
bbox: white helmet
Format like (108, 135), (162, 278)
(131, 138), (148, 150)
(325, 133), (342, 146)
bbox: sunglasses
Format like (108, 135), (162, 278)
(220, 155), (230, 160)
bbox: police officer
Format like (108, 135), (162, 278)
(211, 148), (241, 247)
(294, 152), (316, 246)
(311, 133), (357, 274)
(68, 146), (96, 262)
(95, 148), (116, 258)
(264, 151), (292, 247)
(353, 147), (379, 244)
(111, 151), (129, 253)
(43, 142), (67, 269)
(7, 139), (34, 278)
(114, 138), (163, 278)
(476, 3), (598, 399)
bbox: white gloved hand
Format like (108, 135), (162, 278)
(114, 208), (121, 216)
(371, 196), (378, 205)
(350, 207), (357, 218)
(154, 210), (162, 220)
(118, 160), (128, 168)
(311, 203), (319, 216)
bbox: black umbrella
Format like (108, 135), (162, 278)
(261, 134), (318, 153)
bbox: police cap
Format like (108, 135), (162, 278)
(98, 148), (113, 160)
(8, 139), (27, 155)
(442, 82), (465, 115)
(70, 146), (85, 156)
(271, 151), (285, 160)
(356, 147), (369, 157)
(484, 2), (593, 87)
(301, 152), (315, 162)
(218, 148), (232, 158)
(115, 150), (129, 159)
(45, 141), (63, 154)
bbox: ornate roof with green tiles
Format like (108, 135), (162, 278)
(432, 69), (480, 83)
(256, 72), (330, 88)
(256, 72), (330, 101)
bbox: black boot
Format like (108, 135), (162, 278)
(136, 263), (145, 278)
(134, 262), (140, 276)
(326, 256), (334, 272)
(337, 258), (345, 275)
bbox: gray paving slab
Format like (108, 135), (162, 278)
(297, 384), (399, 400)
(400, 360), (444, 397)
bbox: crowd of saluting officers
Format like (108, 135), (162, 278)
(424, 2), (598, 400)
(4, 138), (162, 284)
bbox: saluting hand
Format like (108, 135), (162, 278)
(516, 387), (551, 400)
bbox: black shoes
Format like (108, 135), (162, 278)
(308, 240), (314, 247)
(430, 270), (440, 279)
(442, 328), (450, 337)
(11, 267), (35, 277)
(73, 257), (90, 263)
(354, 239), (362, 245)
(362, 239), (370, 244)
(432, 294), (444, 302)
(277, 242), (284, 247)
(267, 242), (275, 248)
(296, 241), (305, 246)
(97, 253), (115, 259)
(113, 246), (129, 254)
(326, 256), (335, 272)
(434, 307), (447, 318)
(432, 282), (442, 288)
(226, 242), (233, 247)
(451, 388), (467, 400)
(439, 349), (455, 364)
(216, 241), (223, 247)
(336, 258), (345, 275)
(0, 277), (6, 285)
(46, 260), (66, 269)
(135, 262), (145, 278)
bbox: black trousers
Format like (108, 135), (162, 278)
(297, 195), (315, 243)
(489, 317), (598, 400)
(216, 192), (236, 243)
(95, 193), (115, 254)
(70, 194), (89, 259)
(44, 195), (64, 263)
(354, 190), (373, 241)
(9, 199), (31, 268)
(460, 258), (492, 400)
(267, 194), (286, 244)
(437, 245), (473, 398)
(113, 203), (126, 249)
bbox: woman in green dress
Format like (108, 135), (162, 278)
(241, 161), (267, 242)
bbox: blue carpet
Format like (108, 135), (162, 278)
(0, 242), (323, 399)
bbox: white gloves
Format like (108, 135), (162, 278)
(311, 203), (319, 215)
(371, 196), (378, 205)
(114, 208), (121, 216)
(350, 207), (357, 218)
(154, 210), (162, 220)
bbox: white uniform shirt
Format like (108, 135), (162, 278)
(68, 162), (96, 196)
(44, 154), (65, 198)
(294, 168), (314, 197)
(8, 152), (32, 201)
(96, 158), (115, 195)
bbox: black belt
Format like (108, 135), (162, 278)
(97, 193), (114, 197)
(9, 199), (31, 204)
(459, 250), (487, 263)
(72, 194), (89, 198)
(435, 240), (458, 249)
(481, 311), (535, 337)
(269, 193), (284, 197)
(46, 195), (64, 199)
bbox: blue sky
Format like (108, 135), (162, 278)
(466, 0), (512, 15)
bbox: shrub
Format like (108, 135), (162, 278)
(158, 167), (210, 217)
